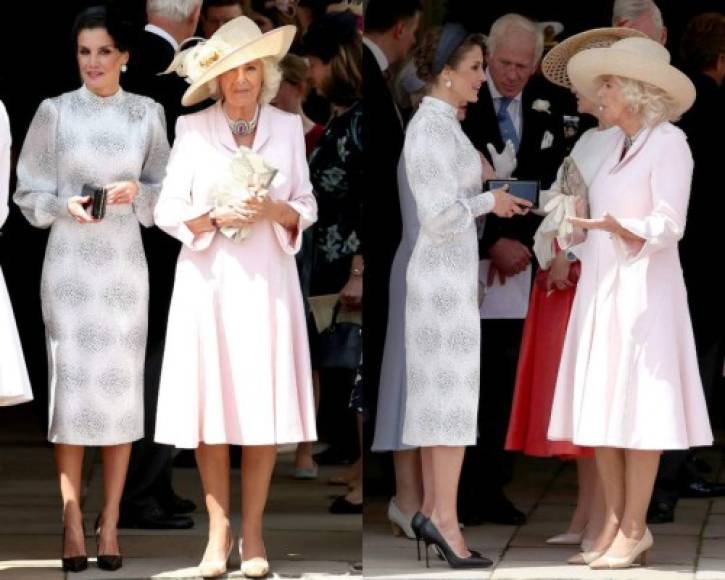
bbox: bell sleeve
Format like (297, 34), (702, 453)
(405, 118), (493, 243)
(154, 116), (216, 251)
(272, 115), (317, 254)
(0, 101), (10, 228)
(13, 99), (62, 229)
(613, 129), (693, 264)
(133, 102), (170, 227)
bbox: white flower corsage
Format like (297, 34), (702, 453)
(532, 99), (551, 114)
(213, 146), (278, 243)
(163, 37), (232, 85)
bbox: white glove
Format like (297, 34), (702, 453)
(486, 140), (518, 179)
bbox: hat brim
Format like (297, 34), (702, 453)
(182, 25), (296, 107)
(567, 47), (696, 116)
(541, 27), (646, 88)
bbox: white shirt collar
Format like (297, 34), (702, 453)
(363, 36), (389, 73)
(145, 23), (179, 52)
(486, 68), (523, 103)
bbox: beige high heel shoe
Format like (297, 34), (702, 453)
(198, 532), (234, 578)
(239, 539), (270, 578)
(546, 531), (583, 545)
(589, 528), (653, 569)
(567, 549), (605, 565)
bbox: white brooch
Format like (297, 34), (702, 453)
(532, 99), (551, 114)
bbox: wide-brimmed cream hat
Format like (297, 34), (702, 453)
(542, 27), (646, 88)
(567, 37), (696, 117)
(163, 16), (296, 106)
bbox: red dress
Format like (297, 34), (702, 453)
(505, 260), (592, 458)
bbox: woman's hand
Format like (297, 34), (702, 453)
(105, 181), (139, 205)
(67, 196), (96, 224)
(546, 251), (573, 292)
(568, 213), (644, 242)
(486, 140), (517, 178)
(491, 186), (532, 218)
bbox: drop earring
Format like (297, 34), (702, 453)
(121, 63), (128, 73)
(445, 78), (452, 89)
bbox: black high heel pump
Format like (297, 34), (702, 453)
(62, 521), (88, 573)
(95, 514), (123, 571)
(419, 519), (492, 569)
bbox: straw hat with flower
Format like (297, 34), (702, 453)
(566, 36), (696, 117)
(163, 16), (296, 106)
(541, 27), (647, 89)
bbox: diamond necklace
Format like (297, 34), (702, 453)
(222, 104), (260, 136)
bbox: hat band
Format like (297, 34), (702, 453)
(432, 23), (469, 76)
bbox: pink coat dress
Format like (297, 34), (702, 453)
(548, 123), (713, 450)
(153, 102), (318, 448)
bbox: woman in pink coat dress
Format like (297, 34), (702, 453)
(548, 37), (713, 569)
(153, 17), (317, 579)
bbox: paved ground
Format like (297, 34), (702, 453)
(0, 406), (362, 579)
(364, 443), (725, 580)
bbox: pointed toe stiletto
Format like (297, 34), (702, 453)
(546, 531), (583, 545)
(95, 514), (123, 571)
(419, 519), (492, 569)
(567, 549), (604, 565)
(62, 520), (88, 573)
(410, 512), (427, 561)
(589, 528), (653, 570)
(240, 556), (270, 578)
(198, 534), (234, 578)
(388, 498), (416, 539)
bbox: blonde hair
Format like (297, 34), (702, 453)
(207, 57), (283, 105)
(612, 75), (679, 125)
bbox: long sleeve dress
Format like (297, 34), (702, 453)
(547, 122), (713, 449)
(13, 86), (169, 444)
(153, 102), (318, 448)
(402, 97), (494, 447)
(505, 126), (620, 458)
(0, 99), (33, 407)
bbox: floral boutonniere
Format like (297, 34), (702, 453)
(532, 99), (551, 114)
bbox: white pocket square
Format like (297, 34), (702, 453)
(540, 130), (554, 150)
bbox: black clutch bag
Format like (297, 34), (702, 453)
(81, 184), (108, 220)
(318, 302), (362, 370)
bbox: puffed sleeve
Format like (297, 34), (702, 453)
(613, 128), (693, 263)
(154, 115), (216, 251)
(0, 101), (10, 228)
(405, 116), (493, 242)
(13, 99), (61, 229)
(272, 114), (317, 254)
(133, 101), (170, 227)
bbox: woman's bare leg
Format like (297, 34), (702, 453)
(430, 446), (468, 558)
(240, 445), (277, 561)
(604, 449), (660, 557)
(590, 447), (626, 553)
(97, 443), (132, 556)
(56, 444), (86, 558)
(195, 444), (231, 562)
(393, 449), (423, 516)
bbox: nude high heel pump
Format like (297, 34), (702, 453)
(198, 532), (234, 578)
(589, 528), (653, 570)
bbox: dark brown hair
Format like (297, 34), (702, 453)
(414, 27), (486, 85)
(680, 12), (725, 72)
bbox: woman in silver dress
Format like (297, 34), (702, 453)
(14, 6), (169, 573)
(401, 23), (530, 569)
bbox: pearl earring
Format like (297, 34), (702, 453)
(121, 63), (128, 73)
(445, 78), (452, 89)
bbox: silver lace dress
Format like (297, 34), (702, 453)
(14, 85), (169, 445)
(402, 97), (494, 447)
